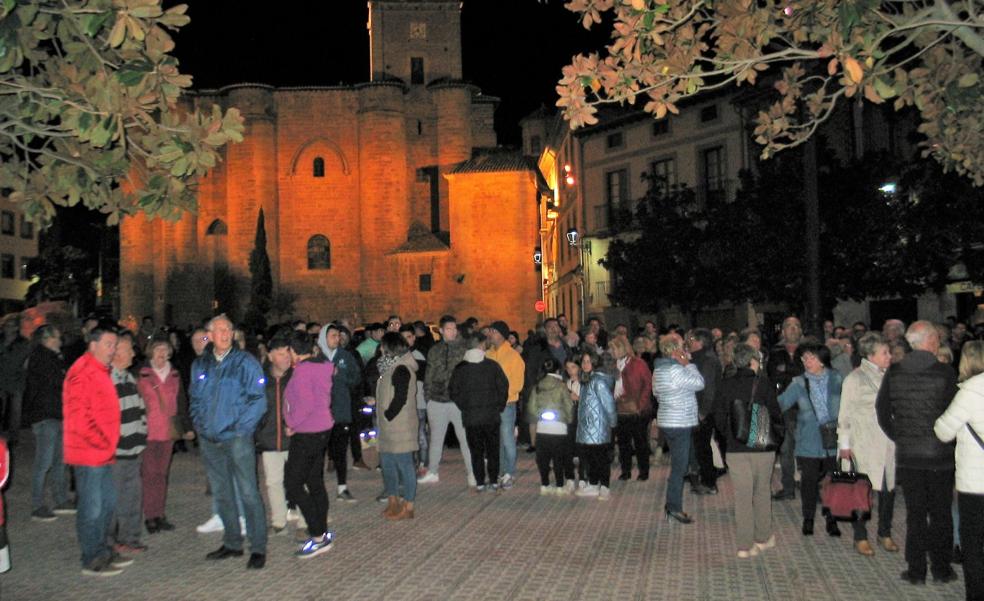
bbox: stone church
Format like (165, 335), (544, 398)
(120, 0), (543, 331)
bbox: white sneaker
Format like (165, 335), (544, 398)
(737, 546), (760, 559)
(576, 484), (599, 497)
(540, 485), (553, 496)
(562, 480), (576, 494)
(755, 535), (776, 552)
(286, 508), (299, 522)
(467, 473), (477, 487)
(499, 474), (514, 490)
(578, 480), (588, 490)
(196, 514), (224, 534)
(239, 516), (246, 536)
(598, 486), (611, 501)
(417, 471), (439, 484)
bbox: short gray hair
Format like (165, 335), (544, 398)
(207, 314), (234, 331)
(857, 332), (886, 359)
(905, 320), (939, 350)
(732, 343), (760, 369)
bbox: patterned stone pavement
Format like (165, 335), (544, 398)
(0, 438), (966, 601)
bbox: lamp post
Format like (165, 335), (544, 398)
(566, 227), (586, 327)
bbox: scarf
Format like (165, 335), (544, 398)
(614, 356), (628, 399)
(376, 352), (401, 378)
(152, 363), (171, 383)
(803, 369), (831, 424)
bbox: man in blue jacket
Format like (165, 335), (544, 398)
(318, 323), (363, 503)
(190, 314), (268, 569)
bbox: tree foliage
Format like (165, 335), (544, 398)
(26, 243), (94, 307)
(603, 151), (984, 316)
(557, 1), (984, 184)
(244, 208), (272, 332)
(0, 0), (244, 224)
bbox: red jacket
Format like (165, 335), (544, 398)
(0, 437), (8, 527)
(617, 356), (654, 416)
(63, 353), (120, 467)
(137, 365), (189, 442)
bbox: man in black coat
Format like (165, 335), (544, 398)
(688, 328), (722, 494)
(876, 320), (958, 585)
(768, 316), (804, 500)
(450, 333), (508, 491)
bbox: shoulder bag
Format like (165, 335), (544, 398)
(730, 377), (781, 451)
(804, 377), (838, 450)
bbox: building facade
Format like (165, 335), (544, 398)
(120, 0), (541, 331)
(0, 197), (38, 314)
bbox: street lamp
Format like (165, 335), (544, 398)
(566, 227), (586, 326)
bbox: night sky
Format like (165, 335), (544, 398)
(169, 0), (609, 144)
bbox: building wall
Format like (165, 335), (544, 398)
(0, 198), (39, 309)
(119, 1), (537, 331)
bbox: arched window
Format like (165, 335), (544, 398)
(313, 157), (325, 178)
(307, 235), (331, 270)
(205, 219), (227, 235)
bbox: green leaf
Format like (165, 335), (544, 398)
(958, 73), (979, 88)
(82, 12), (112, 37)
(873, 78), (896, 99)
(1, 0), (14, 17)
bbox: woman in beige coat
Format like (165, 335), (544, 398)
(837, 332), (899, 556)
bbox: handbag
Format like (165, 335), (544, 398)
(821, 457), (873, 521)
(151, 381), (183, 441)
(731, 378), (780, 450)
(803, 377), (838, 450)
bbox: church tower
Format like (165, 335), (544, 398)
(368, 0), (462, 85)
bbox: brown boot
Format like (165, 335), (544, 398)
(381, 496), (400, 518)
(388, 500), (414, 521)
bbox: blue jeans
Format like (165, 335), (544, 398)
(74, 465), (115, 567)
(499, 404), (517, 478)
(381, 452), (416, 502)
(31, 419), (68, 511)
(210, 476), (244, 519)
(663, 427), (693, 513)
(200, 435), (267, 555)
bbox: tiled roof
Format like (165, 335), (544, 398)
(447, 150), (537, 175)
(391, 222), (450, 254)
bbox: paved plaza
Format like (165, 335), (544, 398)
(0, 438), (966, 601)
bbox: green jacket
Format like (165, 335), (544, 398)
(424, 339), (466, 402)
(526, 375), (573, 425)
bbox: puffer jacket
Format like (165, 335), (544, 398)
(876, 350), (957, 470)
(935, 371), (984, 493)
(526, 374), (573, 425)
(652, 357), (703, 429)
(576, 372), (616, 445)
(63, 353), (120, 467)
(189, 347), (267, 443)
(376, 352), (419, 454)
(424, 339), (465, 402)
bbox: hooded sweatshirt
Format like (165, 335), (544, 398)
(450, 348), (509, 427)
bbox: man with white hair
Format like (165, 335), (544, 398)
(883, 319), (906, 343)
(190, 315), (268, 569)
(876, 320), (958, 585)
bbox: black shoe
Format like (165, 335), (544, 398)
(899, 569), (926, 585)
(802, 519), (814, 536)
(825, 519), (841, 537)
(618, 472), (631, 481)
(246, 553), (265, 569)
(156, 517), (175, 531)
(932, 568), (958, 584)
(665, 508), (693, 524)
(145, 519), (160, 534)
(637, 474), (649, 482)
(953, 545), (964, 565)
(716, 466), (728, 477)
(773, 490), (795, 501)
(525, 446), (536, 454)
(206, 546), (244, 560)
(692, 483), (717, 495)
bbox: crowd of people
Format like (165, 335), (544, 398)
(0, 309), (981, 600)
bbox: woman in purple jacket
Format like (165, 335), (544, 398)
(282, 331), (334, 559)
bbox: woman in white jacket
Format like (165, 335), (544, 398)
(838, 333), (898, 557)
(935, 340), (984, 601)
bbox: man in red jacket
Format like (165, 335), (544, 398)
(63, 322), (129, 577)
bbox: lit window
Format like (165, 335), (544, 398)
(307, 235), (331, 270)
(313, 157), (325, 178)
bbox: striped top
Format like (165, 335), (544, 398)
(113, 368), (147, 458)
(652, 358), (703, 429)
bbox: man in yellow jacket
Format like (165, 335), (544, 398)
(486, 321), (525, 489)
